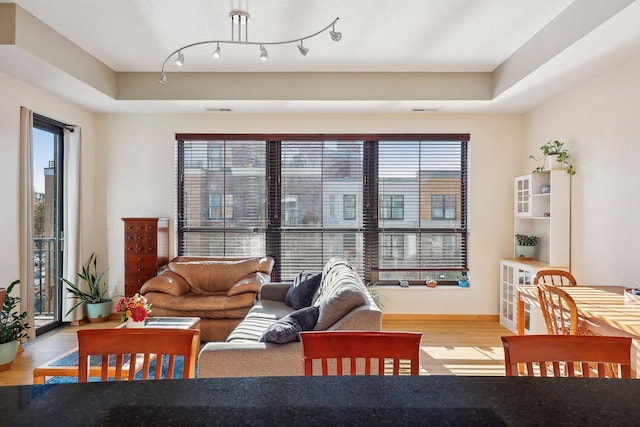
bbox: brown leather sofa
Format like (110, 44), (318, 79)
(140, 256), (274, 341)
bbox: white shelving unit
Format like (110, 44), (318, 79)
(500, 169), (571, 334)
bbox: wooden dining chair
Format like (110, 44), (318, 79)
(501, 335), (632, 378)
(77, 328), (200, 382)
(533, 269), (577, 287)
(537, 283), (579, 335)
(300, 331), (422, 376)
(0, 287), (6, 309)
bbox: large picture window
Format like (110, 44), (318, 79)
(176, 134), (469, 284)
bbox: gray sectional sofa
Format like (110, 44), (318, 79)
(198, 258), (382, 377)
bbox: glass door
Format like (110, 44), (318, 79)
(32, 115), (64, 334)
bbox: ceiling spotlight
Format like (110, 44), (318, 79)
(158, 73), (167, 85)
(175, 51), (184, 66)
(330, 23), (342, 41)
(213, 43), (221, 59)
(260, 45), (268, 61)
(297, 41), (309, 56)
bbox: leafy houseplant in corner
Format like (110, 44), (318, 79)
(515, 234), (540, 260)
(62, 253), (112, 323)
(0, 280), (30, 371)
(529, 140), (576, 175)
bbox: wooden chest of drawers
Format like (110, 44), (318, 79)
(122, 217), (170, 296)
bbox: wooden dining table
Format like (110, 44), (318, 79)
(517, 285), (640, 375)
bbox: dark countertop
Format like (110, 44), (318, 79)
(1, 375), (639, 426)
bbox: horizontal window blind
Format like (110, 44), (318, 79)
(176, 134), (468, 284)
(176, 140), (267, 257)
(376, 140), (467, 283)
(277, 140), (364, 278)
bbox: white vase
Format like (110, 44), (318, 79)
(126, 318), (146, 328)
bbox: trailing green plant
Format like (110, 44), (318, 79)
(1, 279), (30, 344)
(62, 252), (110, 316)
(529, 140), (575, 175)
(515, 234), (540, 246)
(366, 283), (383, 308)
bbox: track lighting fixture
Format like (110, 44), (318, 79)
(159, 7), (341, 84)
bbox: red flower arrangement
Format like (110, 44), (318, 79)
(115, 293), (152, 322)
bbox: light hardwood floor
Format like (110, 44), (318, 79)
(0, 318), (513, 386)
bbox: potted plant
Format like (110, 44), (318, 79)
(458, 273), (470, 287)
(62, 253), (113, 322)
(0, 280), (30, 371)
(515, 234), (540, 259)
(115, 293), (152, 328)
(529, 140), (575, 175)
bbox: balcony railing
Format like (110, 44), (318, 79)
(33, 238), (57, 327)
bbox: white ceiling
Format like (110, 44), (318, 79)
(1, 0), (640, 114)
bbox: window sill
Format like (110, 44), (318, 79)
(374, 284), (470, 290)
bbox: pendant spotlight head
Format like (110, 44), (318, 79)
(330, 23), (342, 41)
(260, 45), (268, 61)
(297, 41), (309, 56)
(213, 43), (221, 59)
(175, 51), (184, 66)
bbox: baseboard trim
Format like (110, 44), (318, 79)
(70, 313), (120, 326)
(382, 314), (499, 322)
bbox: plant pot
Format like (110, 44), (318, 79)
(0, 340), (19, 371)
(126, 318), (146, 328)
(458, 280), (469, 288)
(544, 154), (559, 171)
(516, 245), (536, 259)
(86, 300), (113, 323)
(426, 280), (437, 288)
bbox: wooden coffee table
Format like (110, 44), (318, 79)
(32, 317), (200, 384)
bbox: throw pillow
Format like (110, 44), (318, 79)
(285, 272), (322, 309)
(314, 264), (367, 330)
(260, 306), (320, 344)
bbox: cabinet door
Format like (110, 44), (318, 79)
(499, 261), (516, 332)
(517, 266), (534, 332)
(515, 176), (531, 216)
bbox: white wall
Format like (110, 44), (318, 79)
(524, 53), (640, 287)
(0, 71), (97, 291)
(96, 113), (523, 315)
(5, 51), (640, 318)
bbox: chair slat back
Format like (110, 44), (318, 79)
(77, 328), (200, 382)
(300, 331), (422, 376)
(533, 270), (577, 287)
(537, 283), (578, 335)
(502, 335), (632, 378)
